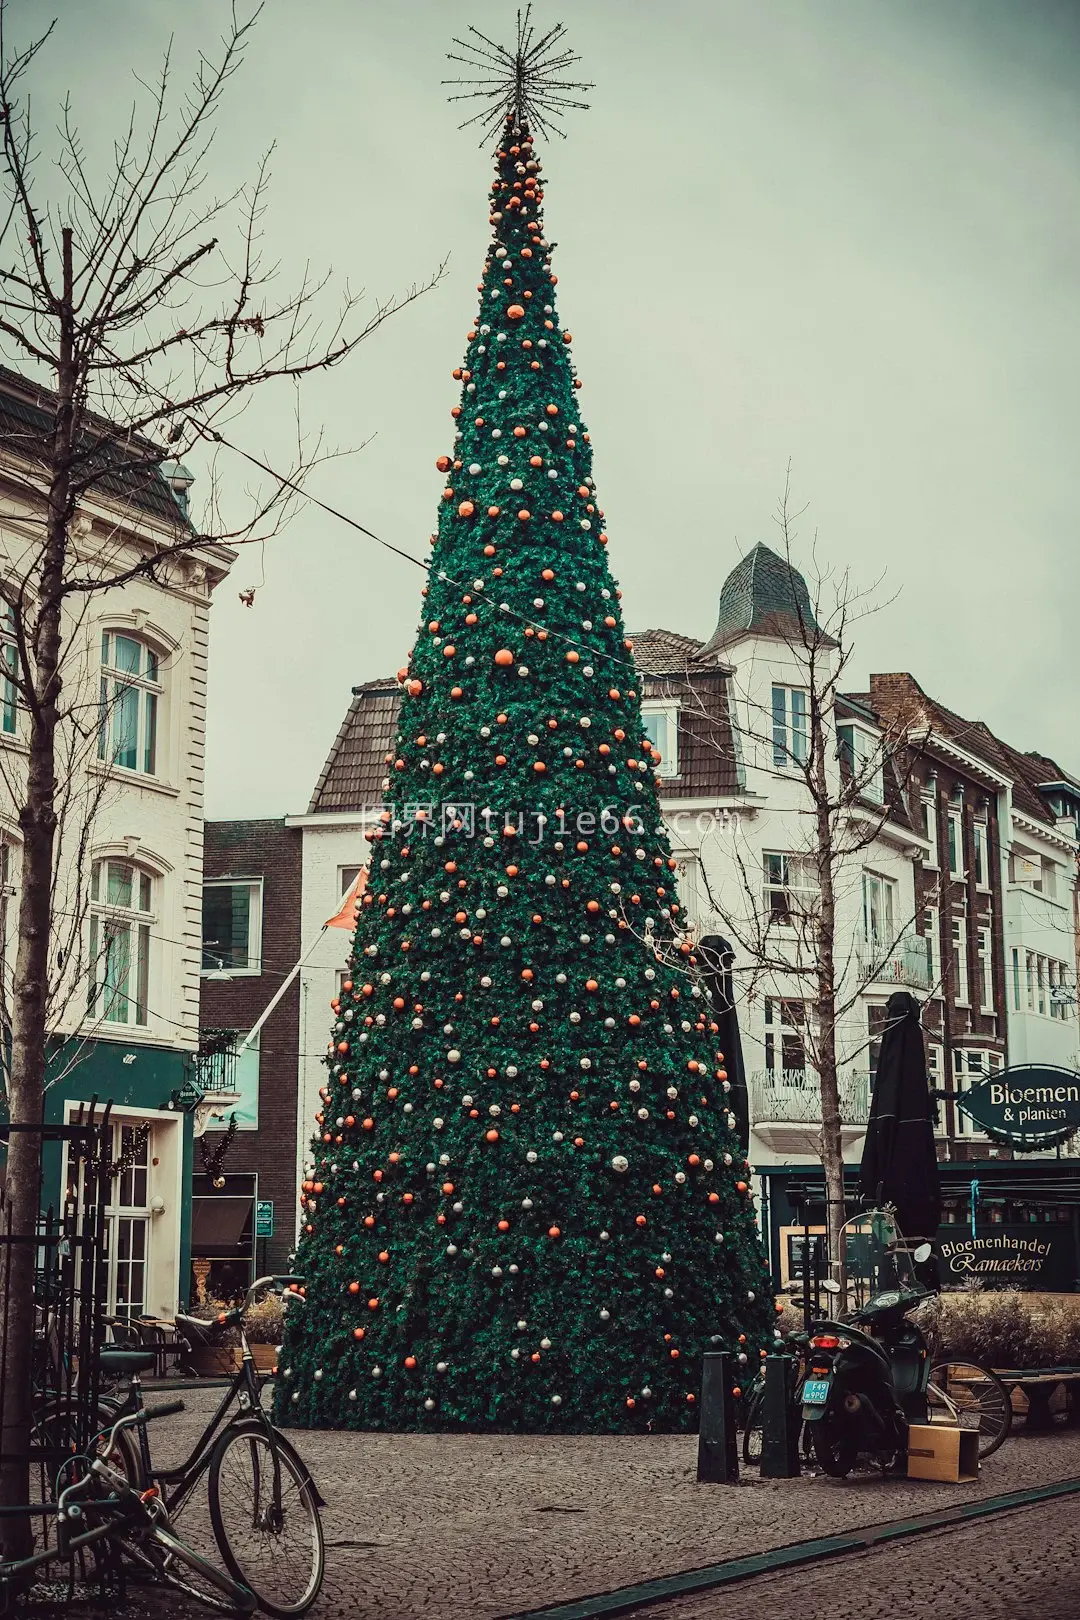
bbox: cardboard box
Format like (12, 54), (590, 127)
(906, 1423), (979, 1483)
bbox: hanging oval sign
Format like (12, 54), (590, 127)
(957, 1064), (1080, 1150)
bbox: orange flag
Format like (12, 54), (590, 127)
(325, 868), (367, 929)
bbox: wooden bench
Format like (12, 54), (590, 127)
(994, 1367), (1080, 1431)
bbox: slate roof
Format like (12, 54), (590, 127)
(629, 628), (705, 675)
(0, 365), (186, 528)
(868, 673), (1070, 830)
(308, 677), (400, 814)
(699, 542), (830, 658)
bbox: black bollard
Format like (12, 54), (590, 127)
(696, 1350), (739, 1483)
(760, 1354), (800, 1477)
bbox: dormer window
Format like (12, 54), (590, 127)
(641, 703), (680, 778)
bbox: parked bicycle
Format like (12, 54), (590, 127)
(97, 1274), (324, 1617)
(1, 1404), (256, 1615)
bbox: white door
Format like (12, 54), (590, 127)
(105, 1122), (153, 1319)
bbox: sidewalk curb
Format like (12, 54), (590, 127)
(498, 1472), (1080, 1620)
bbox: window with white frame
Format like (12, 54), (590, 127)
(926, 1043), (945, 1133)
(771, 685), (808, 770)
(763, 997), (811, 1082)
(1022, 951), (1073, 1020)
(977, 925), (994, 1012)
(1012, 947), (1021, 1011)
(952, 1048), (1002, 1138)
(867, 1001), (891, 1087)
(1, 599), (17, 736)
(1041, 858), (1059, 900)
(923, 795), (939, 867)
(762, 852), (819, 925)
(923, 905), (939, 994)
(671, 850), (700, 930)
(947, 810), (964, 879)
(88, 859), (154, 1027)
(201, 881), (262, 974)
(98, 631), (162, 776)
(951, 915), (969, 1006)
(337, 865), (364, 902)
(862, 871), (897, 956)
(641, 704), (680, 777)
(1049, 961), (1076, 1020)
(838, 724), (884, 804)
(973, 821), (990, 889)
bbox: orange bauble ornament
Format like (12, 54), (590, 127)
(457, 500), (475, 518)
(507, 304), (525, 320)
(494, 648), (514, 666)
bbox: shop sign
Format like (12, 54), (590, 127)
(255, 1200), (274, 1238)
(937, 1224), (1077, 1291)
(956, 1064), (1080, 1150)
(164, 1079), (205, 1112)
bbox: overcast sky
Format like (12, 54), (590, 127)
(25, 0), (1080, 817)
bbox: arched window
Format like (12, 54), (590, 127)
(88, 858), (156, 1027)
(97, 631), (162, 775)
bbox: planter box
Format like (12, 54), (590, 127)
(188, 1345), (242, 1376)
(249, 1344), (279, 1374)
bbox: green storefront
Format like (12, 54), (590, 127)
(758, 1161), (1080, 1297)
(38, 1035), (196, 1320)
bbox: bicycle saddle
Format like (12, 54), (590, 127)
(98, 1346), (158, 1375)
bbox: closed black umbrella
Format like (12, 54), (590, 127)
(697, 935), (749, 1155)
(859, 990), (941, 1243)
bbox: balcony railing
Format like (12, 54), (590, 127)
(192, 1028), (239, 1093)
(750, 1070), (871, 1126)
(856, 933), (932, 991)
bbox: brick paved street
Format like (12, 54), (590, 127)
(621, 1493), (1080, 1620)
(123, 1389), (1080, 1619)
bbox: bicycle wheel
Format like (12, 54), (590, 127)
(208, 1420), (324, 1617)
(928, 1358), (1012, 1459)
(741, 1389), (764, 1466)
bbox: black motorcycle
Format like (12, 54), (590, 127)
(801, 1208), (935, 1477)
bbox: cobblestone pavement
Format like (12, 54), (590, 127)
(620, 1493), (1080, 1620)
(123, 1389), (1080, 1620)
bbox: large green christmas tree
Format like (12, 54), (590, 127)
(278, 51), (775, 1434)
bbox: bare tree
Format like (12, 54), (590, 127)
(0, 2), (441, 1545)
(671, 480), (935, 1288)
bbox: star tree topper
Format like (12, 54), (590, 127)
(445, 5), (594, 143)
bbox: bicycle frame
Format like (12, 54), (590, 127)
(115, 1335), (277, 1519)
(100, 1275), (324, 1520)
(0, 1404), (255, 1617)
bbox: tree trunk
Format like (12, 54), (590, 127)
(0, 233), (75, 1554)
(811, 697), (847, 1298)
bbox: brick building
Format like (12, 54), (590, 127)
(196, 818), (303, 1301)
(869, 673), (1079, 1163)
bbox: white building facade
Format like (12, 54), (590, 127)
(0, 368), (233, 1317)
